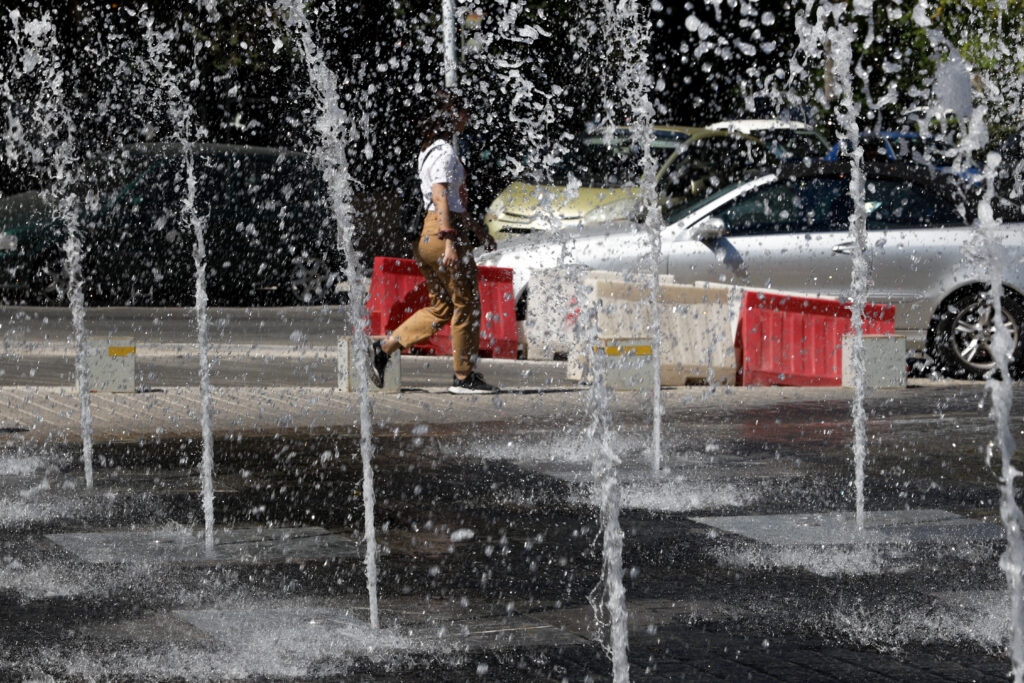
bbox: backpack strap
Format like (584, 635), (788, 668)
(418, 142), (448, 211)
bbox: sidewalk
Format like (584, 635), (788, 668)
(0, 343), (572, 388)
(0, 373), (973, 447)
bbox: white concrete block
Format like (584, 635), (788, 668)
(567, 279), (738, 385)
(600, 339), (655, 391)
(525, 267), (674, 360)
(841, 334), (906, 389)
(83, 337), (135, 393)
(338, 337), (400, 393)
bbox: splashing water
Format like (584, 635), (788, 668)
(580, 282), (629, 682)
(974, 140), (1024, 683)
(139, 8), (219, 553)
(952, 5), (1024, 677)
(603, 0), (663, 476)
(797, 1), (871, 531)
(278, 0), (379, 630)
(12, 12), (95, 489)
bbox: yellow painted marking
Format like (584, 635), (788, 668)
(595, 345), (653, 356)
(108, 346), (136, 357)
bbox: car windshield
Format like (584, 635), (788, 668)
(884, 135), (956, 165)
(75, 149), (154, 195)
(715, 177), (853, 235)
(544, 135), (680, 187)
(663, 178), (752, 224)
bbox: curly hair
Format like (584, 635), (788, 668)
(420, 89), (463, 151)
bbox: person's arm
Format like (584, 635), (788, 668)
(432, 182), (459, 268)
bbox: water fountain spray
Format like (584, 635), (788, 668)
(582, 293), (629, 683)
(801, 0), (871, 531)
(604, 0), (663, 476)
(181, 128), (217, 554)
(955, 6), (1024, 676)
(976, 142), (1024, 683)
(442, 0), (458, 89)
(135, 8), (217, 552)
(160, 7), (219, 554)
(599, 0), (663, 476)
(278, 0), (379, 630)
(831, 2), (872, 532)
(10, 11), (95, 489)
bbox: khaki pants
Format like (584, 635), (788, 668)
(391, 211), (480, 375)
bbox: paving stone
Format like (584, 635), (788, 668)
(46, 526), (360, 564)
(691, 509), (1003, 546)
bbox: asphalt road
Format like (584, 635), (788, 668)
(0, 306), (351, 345)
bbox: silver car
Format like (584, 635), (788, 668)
(478, 161), (1024, 379)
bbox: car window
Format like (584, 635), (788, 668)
(199, 153), (278, 217)
(861, 138), (893, 163)
(761, 130), (828, 160)
(117, 157), (182, 214)
(545, 135), (679, 187)
(77, 149), (153, 195)
(271, 156), (332, 241)
(661, 136), (767, 205)
(713, 177), (851, 236)
(864, 179), (964, 228)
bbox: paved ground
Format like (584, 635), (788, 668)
(0, 330), (1020, 680)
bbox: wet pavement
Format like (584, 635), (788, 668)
(0, 377), (1020, 680)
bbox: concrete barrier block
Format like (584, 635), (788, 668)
(338, 337), (400, 393)
(601, 339), (655, 391)
(525, 268), (675, 360)
(83, 338), (136, 393)
(577, 279), (738, 385)
(523, 264), (591, 360)
(842, 334), (906, 388)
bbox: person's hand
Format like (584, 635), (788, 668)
(483, 234), (498, 252)
(442, 242), (458, 269)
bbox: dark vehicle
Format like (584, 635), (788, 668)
(996, 133), (1024, 222)
(825, 131), (982, 183)
(0, 144), (350, 306)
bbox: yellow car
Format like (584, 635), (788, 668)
(485, 125), (766, 240)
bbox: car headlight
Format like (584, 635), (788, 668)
(582, 199), (637, 224)
(0, 233), (17, 252)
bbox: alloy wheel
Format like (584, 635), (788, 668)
(950, 296), (1018, 373)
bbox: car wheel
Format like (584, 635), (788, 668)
(930, 286), (1024, 379)
(286, 254), (338, 305)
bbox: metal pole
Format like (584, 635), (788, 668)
(442, 0), (458, 89)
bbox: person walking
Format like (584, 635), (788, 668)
(369, 90), (500, 394)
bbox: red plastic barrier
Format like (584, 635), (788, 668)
(735, 291), (895, 386)
(366, 256), (518, 359)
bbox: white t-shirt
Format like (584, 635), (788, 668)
(418, 140), (466, 213)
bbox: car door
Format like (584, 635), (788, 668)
(91, 154), (191, 306)
(667, 176), (855, 295)
(861, 176), (976, 336)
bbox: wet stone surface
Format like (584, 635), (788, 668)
(692, 509), (1004, 546)
(0, 384), (1019, 680)
(47, 526), (360, 564)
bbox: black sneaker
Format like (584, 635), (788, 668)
(448, 372), (499, 395)
(368, 340), (389, 388)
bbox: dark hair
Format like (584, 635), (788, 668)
(420, 89), (463, 151)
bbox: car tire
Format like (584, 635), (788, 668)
(929, 286), (1024, 379)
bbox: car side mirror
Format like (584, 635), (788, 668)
(690, 216), (726, 241)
